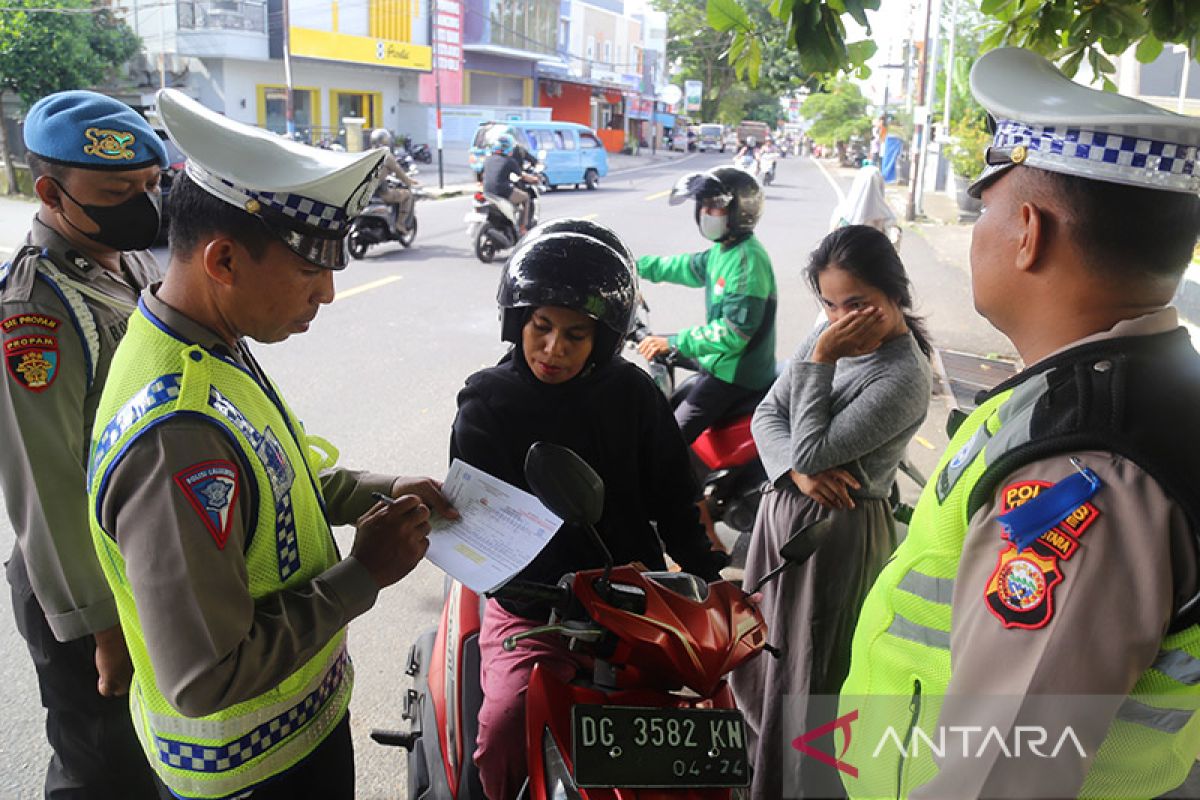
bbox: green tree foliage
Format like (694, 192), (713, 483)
(718, 0), (1200, 86)
(0, 0), (140, 194)
(801, 78), (872, 146)
(658, 0), (808, 123)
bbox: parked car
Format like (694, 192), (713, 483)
(468, 120), (609, 190)
(698, 123), (725, 153)
(155, 129), (187, 244)
(667, 127), (689, 152)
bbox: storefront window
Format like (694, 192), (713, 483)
(489, 0), (556, 54)
(259, 86), (318, 138)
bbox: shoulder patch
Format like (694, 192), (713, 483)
(2, 313), (61, 334)
(985, 544), (1061, 630)
(174, 460), (240, 549)
(999, 479), (1101, 560)
(4, 332), (58, 392)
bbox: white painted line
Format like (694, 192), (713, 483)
(335, 275), (402, 302)
(810, 156), (846, 205)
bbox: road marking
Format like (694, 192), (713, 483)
(336, 275), (402, 302)
(914, 435), (936, 450)
(644, 189), (670, 201)
(810, 156), (846, 205)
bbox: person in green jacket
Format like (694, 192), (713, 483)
(636, 166), (778, 444)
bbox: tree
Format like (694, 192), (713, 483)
(719, 0), (1200, 88)
(801, 79), (872, 146)
(0, 0), (141, 195)
(657, 0), (808, 123)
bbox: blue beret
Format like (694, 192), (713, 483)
(24, 90), (167, 170)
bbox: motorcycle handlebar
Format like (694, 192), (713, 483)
(488, 579), (569, 608)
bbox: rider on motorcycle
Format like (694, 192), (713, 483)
(636, 166), (778, 444)
(369, 127), (419, 230)
(451, 220), (728, 800)
(736, 134), (761, 170)
(481, 133), (538, 234)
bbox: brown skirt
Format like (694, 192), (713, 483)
(729, 483), (897, 799)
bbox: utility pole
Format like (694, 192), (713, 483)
(905, 0), (934, 222)
(282, 0), (296, 139)
(430, 0), (445, 187)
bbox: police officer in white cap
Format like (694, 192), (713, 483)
(85, 89), (457, 800)
(834, 48), (1200, 799)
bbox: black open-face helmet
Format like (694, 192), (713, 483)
(669, 166), (763, 239)
(498, 231), (637, 361)
(521, 217), (636, 274)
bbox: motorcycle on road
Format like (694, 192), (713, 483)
(464, 166), (544, 264)
(346, 176), (429, 259)
(374, 443), (822, 800)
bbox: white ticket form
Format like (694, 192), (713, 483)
(426, 459), (563, 593)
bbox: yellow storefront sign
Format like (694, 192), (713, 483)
(289, 27), (432, 71)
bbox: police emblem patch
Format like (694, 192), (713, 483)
(986, 545), (1061, 629)
(174, 460), (240, 549)
(4, 333), (59, 392)
(83, 127), (136, 161)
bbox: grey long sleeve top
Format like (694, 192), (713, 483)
(751, 323), (931, 499)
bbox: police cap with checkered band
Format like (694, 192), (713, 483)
(156, 89), (386, 270)
(969, 47), (1200, 199)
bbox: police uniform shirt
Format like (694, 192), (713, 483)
(0, 216), (161, 641)
(910, 309), (1198, 799)
(95, 288), (389, 716)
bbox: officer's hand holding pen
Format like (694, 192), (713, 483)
(350, 493), (434, 589)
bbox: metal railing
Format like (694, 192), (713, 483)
(177, 0), (267, 33)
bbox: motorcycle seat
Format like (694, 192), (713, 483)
(482, 193), (517, 221)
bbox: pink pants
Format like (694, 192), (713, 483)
(474, 599), (584, 800)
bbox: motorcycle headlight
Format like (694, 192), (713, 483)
(543, 728), (584, 800)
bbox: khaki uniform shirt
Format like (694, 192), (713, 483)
(0, 216), (160, 641)
(97, 289), (391, 718)
(912, 309), (1198, 799)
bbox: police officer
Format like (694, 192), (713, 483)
(1, 90), (166, 799)
(836, 49), (1200, 799)
(367, 128), (418, 232)
(85, 89), (456, 800)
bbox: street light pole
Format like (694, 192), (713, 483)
(282, 0), (296, 139)
(905, 0), (934, 222)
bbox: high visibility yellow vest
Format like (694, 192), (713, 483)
(840, 361), (1200, 799)
(88, 303), (350, 799)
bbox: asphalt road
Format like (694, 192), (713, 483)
(0, 152), (1007, 798)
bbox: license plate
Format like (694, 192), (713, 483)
(463, 212), (486, 223)
(571, 705), (750, 788)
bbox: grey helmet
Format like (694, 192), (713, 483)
(669, 166), (764, 238)
(369, 128), (393, 148)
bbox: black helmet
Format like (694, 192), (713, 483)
(521, 217), (636, 274)
(669, 166), (763, 238)
(498, 231), (636, 361)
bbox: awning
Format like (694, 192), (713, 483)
(655, 112), (675, 127)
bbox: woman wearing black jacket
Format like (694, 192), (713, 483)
(452, 221), (726, 800)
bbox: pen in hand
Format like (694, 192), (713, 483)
(371, 491), (400, 507)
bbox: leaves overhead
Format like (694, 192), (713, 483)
(714, 0), (1200, 87)
(0, 0), (140, 109)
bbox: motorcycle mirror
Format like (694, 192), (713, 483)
(524, 442), (604, 527)
(745, 518), (834, 596)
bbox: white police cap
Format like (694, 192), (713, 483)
(157, 88), (386, 269)
(969, 47), (1200, 198)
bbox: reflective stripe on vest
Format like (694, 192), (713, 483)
(1116, 699), (1195, 735)
(886, 613), (950, 650)
(897, 571), (955, 605)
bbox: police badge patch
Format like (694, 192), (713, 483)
(4, 333), (59, 392)
(174, 460), (240, 549)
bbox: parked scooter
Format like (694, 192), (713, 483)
(376, 443), (827, 800)
(464, 165), (544, 263)
(346, 177), (428, 259)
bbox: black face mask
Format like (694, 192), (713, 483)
(53, 179), (162, 252)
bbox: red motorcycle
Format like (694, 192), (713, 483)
(627, 303), (768, 537)
(375, 443), (824, 799)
